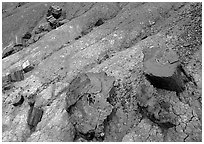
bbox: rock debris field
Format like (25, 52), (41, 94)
(2, 2), (202, 142)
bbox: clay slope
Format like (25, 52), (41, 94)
(2, 2), (202, 142)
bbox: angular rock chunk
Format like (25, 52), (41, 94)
(27, 107), (44, 131)
(47, 5), (63, 20)
(65, 73), (91, 110)
(143, 47), (187, 93)
(9, 69), (24, 82)
(46, 5), (66, 29)
(2, 66), (28, 91)
(65, 72), (115, 140)
(22, 60), (34, 73)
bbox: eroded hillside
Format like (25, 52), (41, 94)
(2, 2), (202, 142)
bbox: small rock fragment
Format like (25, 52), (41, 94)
(137, 103), (176, 130)
(22, 60), (30, 69)
(35, 23), (51, 34)
(22, 32), (32, 40)
(22, 60), (34, 73)
(13, 95), (24, 106)
(94, 18), (104, 27)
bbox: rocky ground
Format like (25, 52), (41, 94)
(2, 2), (202, 142)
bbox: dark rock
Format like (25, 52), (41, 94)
(75, 35), (82, 40)
(9, 69), (24, 82)
(137, 104), (176, 130)
(143, 47), (179, 77)
(2, 44), (24, 59)
(47, 15), (57, 24)
(27, 107), (44, 131)
(14, 44), (23, 47)
(2, 83), (12, 91)
(145, 71), (185, 93)
(65, 72), (115, 140)
(13, 95), (24, 106)
(65, 73), (91, 109)
(143, 46), (188, 93)
(22, 32), (32, 47)
(2, 48), (15, 59)
(46, 5), (63, 29)
(47, 5), (62, 19)
(23, 65), (34, 73)
(22, 32), (32, 40)
(48, 18), (61, 29)
(35, 23), (51, 34)
(16, 2), (27, 8)
(45, 5), (67, 29)
(78, 131), (95, 141)
(94, 19), (104, 27)
(148, 113), (176, 130)
(28, 100), (35, 107)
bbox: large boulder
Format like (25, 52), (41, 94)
(143, 46), (188, 93)
(65, 72), (115, 141)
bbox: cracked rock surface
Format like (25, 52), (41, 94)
(2, 2), (202, 142)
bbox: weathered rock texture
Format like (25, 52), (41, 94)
(2, 2), (202, 142)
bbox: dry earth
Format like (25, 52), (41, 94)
(2, 2), (202, 142)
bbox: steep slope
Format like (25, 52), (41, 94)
(2, 2), (202, 142)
